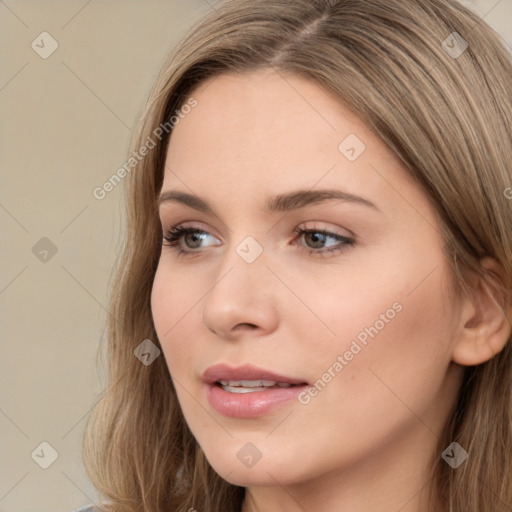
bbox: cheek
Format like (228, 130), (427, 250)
(151, 267), (220, 445)
(290, 278), (453, 474)
(150, 265), (199, 377)
(314, 256), (455, 422)
(303, 236), (455, 392)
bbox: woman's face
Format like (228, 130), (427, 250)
(151, 69), (464, 492)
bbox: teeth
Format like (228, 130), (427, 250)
(217, 380), (298, 392)
(222, 385), (267, 393)
(219, 380), (277, 387)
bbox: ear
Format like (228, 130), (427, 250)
(452, 257), (511, 366)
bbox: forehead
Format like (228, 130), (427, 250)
(161, 70), (434, 224)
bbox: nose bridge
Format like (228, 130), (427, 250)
(201, 232), (276, 336)
(209, 232), (269, 303)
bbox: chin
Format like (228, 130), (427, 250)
(221, 470), (273, 487)
(202, 446), (307, 487)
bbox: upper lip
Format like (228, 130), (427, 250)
(202, 363), (308, 385)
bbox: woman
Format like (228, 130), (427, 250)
(76, 0), (512, 511)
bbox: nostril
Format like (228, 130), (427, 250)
(235, 323), (257, 329)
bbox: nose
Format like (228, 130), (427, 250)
(201, 240), (279, 341)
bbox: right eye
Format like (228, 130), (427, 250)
(163, 225), (219, 256)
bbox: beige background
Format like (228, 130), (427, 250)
(0, 1), (510, 511)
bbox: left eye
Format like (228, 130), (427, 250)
(162, 226), (354, 257)
(293, 228), (353, 255)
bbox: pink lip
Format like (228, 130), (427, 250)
(202, 363), (309, 418)
(202, 363), (308, 385)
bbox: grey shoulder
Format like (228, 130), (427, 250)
(70, 505), (97, 512)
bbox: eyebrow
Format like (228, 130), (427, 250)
(157, 188), (381, 214)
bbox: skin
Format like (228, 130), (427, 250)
(150, 69), (510, 512)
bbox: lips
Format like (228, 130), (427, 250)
(202, 364), (310, 418)
(202, 363), (309, 387)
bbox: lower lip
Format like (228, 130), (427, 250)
(206, 383), (308, 418)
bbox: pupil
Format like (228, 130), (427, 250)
(308, 232), (324, 248)
(187, 233), (202, 248)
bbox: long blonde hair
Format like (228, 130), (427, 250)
(82, 1), (512, 510)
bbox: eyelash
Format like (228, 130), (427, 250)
(162, 225), (354, 258)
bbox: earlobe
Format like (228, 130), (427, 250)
(452, 257), (511, 367)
